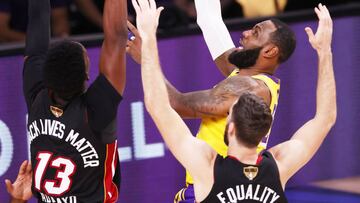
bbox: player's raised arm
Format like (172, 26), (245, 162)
(269, 4), (336, 186)
(133, 0), (216, 182)
(25, 0), (50, 57)
(99, 0), (127, 95)
(194, 0), (237, 76)
(23, 0), (51, 110)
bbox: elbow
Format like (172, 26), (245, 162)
(169, 97), (180, 112)
(168, 92), (185, 113)
(316, 109), (337, 130)
(327, 103), (337, 127)
(328, 109), (337, 127)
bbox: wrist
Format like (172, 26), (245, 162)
(140, 32), (156, 42)
(317, 47), (332, 56)
(10, 197), (27, 203)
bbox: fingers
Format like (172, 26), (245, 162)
(314, 7), (321, 19)
(149, 0), (156, 10)
(305, 27), (314, 42)
(126, 40), (134, 51)
(132, 0), (141, 14)
(137, 0), (150, 11)
(156, 7), (164, 21)
(26, 161), (32, 174)
(127, 21), (139, 36)
(5, 179), (13, 194)
(18, 160), (28, 175)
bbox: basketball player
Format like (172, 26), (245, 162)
(134, 0), (335, 202)
(22, 0), (127, 201)
(127, 0), (295, 200)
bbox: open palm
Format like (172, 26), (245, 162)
(305, 3), (333, 52)
(5, 160), (33, 201)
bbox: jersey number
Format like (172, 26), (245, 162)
(34, 152), (76, 195)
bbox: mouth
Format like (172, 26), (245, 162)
(239, 38), (243, 46)
(239, 38), (247, 48)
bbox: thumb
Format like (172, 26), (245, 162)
(5, 179), (13, 194)
(156, 7), (164, 20)
(305, 27), (314, 42)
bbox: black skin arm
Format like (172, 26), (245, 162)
(23, 0), (51, 110)
(99, 0), (128, 95)
(214, 48), (238, 76)
(166, 75), (271, 118)
(25, 0), (50, 57)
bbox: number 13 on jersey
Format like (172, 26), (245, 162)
(34, 152), (76, 195)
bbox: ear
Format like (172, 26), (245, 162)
(262, 44), (279, 59)
(228, 122), (236, 137)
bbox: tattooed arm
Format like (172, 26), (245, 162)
(166, 76), (271, 118)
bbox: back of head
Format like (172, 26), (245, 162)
(269, 19), (297, 63)
(44, 40), (87, 100)
(231, 93), (273, 147)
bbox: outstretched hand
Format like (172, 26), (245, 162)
(126, 21), (142, 64)
(131, 0), (163, 39)
(5, 160), (33, 201)
(305, 3), (333, 52)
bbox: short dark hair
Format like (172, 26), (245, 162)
(44, 41), (87, 100)
(231, 93), (273, 147)
(269, 19), (297, 63)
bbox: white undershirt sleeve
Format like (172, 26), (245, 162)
(195, 0), (236, 60)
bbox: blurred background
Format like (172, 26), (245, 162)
(0, 0), (358, 43)
(0, 0), (360, 202)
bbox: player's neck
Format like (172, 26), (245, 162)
(238, 68), (271, 76)
(227, 143), (258, 165)
(238, 64), (277, 76)
(49, 90), (68, 106)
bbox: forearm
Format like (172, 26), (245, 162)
(25, 0), (50, 56)
(164, 79), (187, 112)
(141, 34), (210, 172)
(142, 34), (170, 114)
(315, 50), (336, 124)
(103, 0), (127, 44)
(195, 0), (235, 75)
(99, 0), (127, 94)
(291, 50), (336, 157)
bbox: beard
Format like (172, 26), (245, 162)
(228, 47), (262, 69)
(224, 123), (229, 146)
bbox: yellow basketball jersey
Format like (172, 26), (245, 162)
(185, 69), (280, 184)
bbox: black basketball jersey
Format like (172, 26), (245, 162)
(24, 55), (122, 203)
(201, 151), (287, 203)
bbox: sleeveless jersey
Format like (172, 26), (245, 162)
(200, 151), (287, 203)
(186, 69), (280, 184)
(27, 75), (121, 203)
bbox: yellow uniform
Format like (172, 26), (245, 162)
(185, 69), (280, 185)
